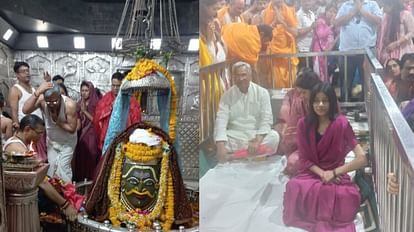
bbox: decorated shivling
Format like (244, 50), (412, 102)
(80, 59), (193, 231)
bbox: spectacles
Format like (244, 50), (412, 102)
(18, 69), (30, 73)
(31, 127), (45, 135)
(45, 99), (60, 105)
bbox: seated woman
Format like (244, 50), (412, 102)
(275, 69), (321, 176)
(283, 83), (368, 231)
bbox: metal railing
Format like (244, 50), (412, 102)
(367, 74), (414, 232)
(199, 49), (366, 145)
(200, 48), (414, 231)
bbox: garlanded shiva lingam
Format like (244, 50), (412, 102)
(83, 57), (192, 231)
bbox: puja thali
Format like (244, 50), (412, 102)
(3, 151), (42, 171)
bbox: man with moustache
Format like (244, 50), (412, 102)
(8, 62), (47, 161)
(93, 72), (141, 152)
(23, 83), (78, 183)
(214, 61), (279, 162)
(8, 62), (44, 128)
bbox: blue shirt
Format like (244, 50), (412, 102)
(336, 0), (382, 51)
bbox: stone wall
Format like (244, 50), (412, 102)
(12, 50), (199, 180)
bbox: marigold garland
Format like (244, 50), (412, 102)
(123, 143), (162, 162)
(107, 139), (174, 230)
(125, 58), (177, 142)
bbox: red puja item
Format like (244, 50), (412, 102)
(233, 144), (273, 158)
(49, 177), (85, 211)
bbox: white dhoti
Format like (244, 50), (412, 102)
(200, 156), (305, 232)
(47, 139), (76, 183)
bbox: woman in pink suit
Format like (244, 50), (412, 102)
(283, 83), (367, 231)
(311, 3), (338, 82)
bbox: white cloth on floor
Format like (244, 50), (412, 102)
(200, 155), (366, 232)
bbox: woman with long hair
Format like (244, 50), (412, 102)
(72, 81), (101, 181)
(311, 3), (338, 82)
(275, 69), (321, 176)
(384, 58), (401, 98)
(283, 83), (367, 231)
(377, 0), (414, 65)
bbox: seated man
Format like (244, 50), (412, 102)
(202, 63), (285, 232)
(3, 114), (78, 221)
(215, 61), (279, 162)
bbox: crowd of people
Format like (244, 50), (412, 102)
(201, 0), (414, 100)
(0, 61), (141, 222)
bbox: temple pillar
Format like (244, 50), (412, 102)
(4, 163), (49, 232)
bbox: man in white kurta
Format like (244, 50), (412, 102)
(214, 61), (279, 162)
(201, 63), (293, 232)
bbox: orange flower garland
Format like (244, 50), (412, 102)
(107, 137), (175, 230)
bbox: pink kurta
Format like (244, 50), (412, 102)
(311, 16), (334, 82)
(283, 115), (360, 232)
(276, 89), (307, 175)
(377, 10), (414, 65)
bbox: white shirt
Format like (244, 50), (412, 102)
(296, 8), (316, 52)
(44, 95), (77, 145)
(14, 84), (43, 121)
(214, 82), (273, 142)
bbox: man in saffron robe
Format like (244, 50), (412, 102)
(283, 83), (367, 231)
(261, 0), (299, 88)
(241, 0), (269, 25)
(93, 72), (141, 152)
(216, 0), (245, 28)
(221, 23), (273, 65)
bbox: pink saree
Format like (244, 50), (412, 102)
(283, 115), (360, 232)
(277, 89), (307, 175)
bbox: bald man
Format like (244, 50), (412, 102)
(23, 82), (78, 183)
